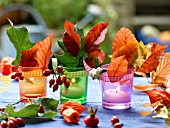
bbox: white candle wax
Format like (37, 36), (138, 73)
(104, 89), (130, 103)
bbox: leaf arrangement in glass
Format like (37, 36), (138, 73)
(54, 20), (108, 68)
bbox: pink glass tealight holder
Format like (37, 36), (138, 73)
(101, 67), (134, 109)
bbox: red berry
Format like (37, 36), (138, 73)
(43, 69), (51, 76)
(15, 77), (19, 81)
(1, 65), (11, 75)
(64, 79), (70, 88)
(8, 117), (17, 125)
(39, 104), (45, 113)
(114, 123), (123, 128)
(56, 66), (63, 74)
(11, 66), (17, 72)
(7, 120), (16, 128)
(19, 75), (24, 80)
(0, 107), (6, 112)
(52, 84), (59, 92)
(11, 75), (16, 79)
(56, 76), (63, 85)
(15, 71), (22, 77)
(49, 78), (55, 85)
(16, 117), (25, 127)
(110, 116), (119, 125)
(61, 75), (67, 82)
(0, 120), (7, 128)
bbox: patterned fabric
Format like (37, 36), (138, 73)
(65, 70), (88, 78)
(22, 69), (43, 78)
(83, 60), (91, 72)
(0, 75), (12, 93)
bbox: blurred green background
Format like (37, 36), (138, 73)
(1, 0), (170, 64)
(0, 0), (119, 64)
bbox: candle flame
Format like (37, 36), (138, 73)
(71, 78), (76, 83)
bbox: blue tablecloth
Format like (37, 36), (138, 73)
(0, 76), (167, 128)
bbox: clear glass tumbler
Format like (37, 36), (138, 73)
(19, 67), (47, 102)
(60, 67), (88, 104)
(101, 65), (134, 109)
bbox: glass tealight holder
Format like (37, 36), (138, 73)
(101, 65), (134, 109)
(19, 67), (47, 102)
(60, 67), (88, 104)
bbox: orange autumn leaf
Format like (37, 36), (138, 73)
(59, 101), (86, 115)
(108, 56), (128, 77)
(146, 90), (170, 106)
(20, 34), (53, 69)
(112, 39), (139, 66)
(136, 43), (167, 73)
(85, 49), (105, 68)
(85, 22), (108, 53)
(134, 84), (159, 91)
(152, 52), (170, 86)
(63, 20), (81, 57)
(112, 27), (135, 52)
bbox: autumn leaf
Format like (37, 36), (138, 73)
(146, 90), (170, 106)
(85, 49), (105, 68)
(134, 84), (159, 91)
(20, 34), (53, 69)
(112, 27), (135, 52)
(152, 52), (170, 86)
(63, 20), (81, 57)
(132, 41), (151, 70)
(108, 56), (128, 77)
(112, 39), (139, 66)
(139, 101), (164, 116)
(136, 43), (167, 73)
(85, 22), (108, 53)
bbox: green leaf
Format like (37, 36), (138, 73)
(94, 57), (100, 67)
(0, 104), (39, 119)
(41, 98), (59, 112)
(54, 53), (79, 67)
(74, 22), (84, 38)
(42, 111), (57, 119)
(58, 41), (67, 52)
(6, 24), (35, 66)
(78, 38), (86, 57)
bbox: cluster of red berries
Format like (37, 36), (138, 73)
(49, 66), (70, 92)
(0, 117), (25, 128)
(11, 71), (24, 81)
(110, 116), (123, 128)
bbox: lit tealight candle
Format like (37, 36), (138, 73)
(104, 88), (130, 103)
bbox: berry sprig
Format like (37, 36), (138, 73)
(10, 66), (24, 81)
(0, 116), (25, 128)
(49, 66), (70, 92)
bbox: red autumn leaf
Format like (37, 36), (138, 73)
(136, 43), (167, 73)
(85, 22), (108, 53)
(35, 34), (53, 69)
(20, 34), (53, 69)
(112, 39), (139, 65)
(112, 27), (135, 52)
(146, 90), (170, 106)
(63, 20), (81, 57)
(85, 49), (105, 68)
(108, 56), (128, 77)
